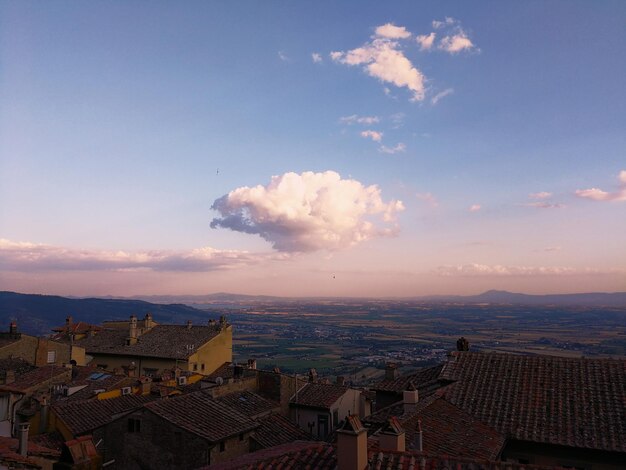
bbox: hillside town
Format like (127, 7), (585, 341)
(1, 316), (624, 470)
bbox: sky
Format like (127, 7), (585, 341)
(1, 1), (625, 297)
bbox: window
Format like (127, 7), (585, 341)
(201, 363), (205, 371)
(317, 414), (329, 438)
(143, 368), (157, 377)
(333, 410), (339, 426)
(193, 363), (198, 371)
(219, 441), (225, 452)
(47, 350), (56, 364)
(127, 418), (141, 433)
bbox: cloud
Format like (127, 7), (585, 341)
(379, 143), (406, 154)
(435, 263), (623, 277)
(432, 17), (455, 29)
(431, 88), (454, 105)
(540, 246), (562, 252)
(529, 191), (552, 199)
(360, 130), (383, 142)
(210, 171), (405, 252)
(575, 170), (626, 202)
(0, 239), (281, 272)
(523, 202), (566, 209)
(311, 52), (323, 63)
(340, 114), (380, 125)
(278, 51), (289, 61)
(416, 192), (438, 207)
(416, 32), (436, 50)
(469, 204), (481, 212)
(439, 33), (475, 53)
(375, 23), (411, 39)
(331, 30), (426, 101)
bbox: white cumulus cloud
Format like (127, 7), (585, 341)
(312, 52), (323, 63)
(575, 170), (626, 202)
(375, 23), (412, 39)
(331, 30), (426, 101)
(210, 171), (404, 252)
(360, 130), (383, 142)
(416, 32), (436, 50)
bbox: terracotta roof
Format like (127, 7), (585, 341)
(204, 441), (336, 470)
(252, 413), (314, 449)
(0, 336), (21, 349)
(145, 390), (258, 442)
(0, 436), (61, 470)
(75, 324), (226, 360)
(440, 351), (626, 452)
(290, 382), (350, 409)
(217, 390), (279, 418)
(51, 321), (102, 335)
(52, 394), (156, 435)
(10, 366), (71, 392)
(0, 357), (36, 377)
(400, 398), (506, 461)
(28, 432), (66, 453)
(372, 364), (445, 393)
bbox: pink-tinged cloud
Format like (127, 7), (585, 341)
(416, 192), (439, 207)
(523, 202), (566, 209)
(575, 170), (626, 202)
(210, 171), (405, 252)
(375, 23), (411, 39)
(360, 130), (383, 142)
(435, 263), (624, 277)
(0, 239), (284, 272)
(331, 28), (426, 101)
(529, 191), (552, 199)
(379, 143), (406, 154)
(340, 114), (380, 125)
(469, 204), (481, 212)
(416, 32), (436, 50)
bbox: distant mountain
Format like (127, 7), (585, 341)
(414, 290), (626, 307)
(0, 291), (215, 336)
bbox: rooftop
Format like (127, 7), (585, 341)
(290, 382), (350, 409)
(145, 390), (258, 442)
(440, 351), (626, 453)
(52, 394), (156, 435)
(252, 413), (314, 449)
(9, 366), (71, 392)
(75, 323), (227, 360)
(216, 390), (279, 418)
(372, 364), (445, 393)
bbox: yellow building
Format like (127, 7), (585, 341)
(75, 314), (232, 377)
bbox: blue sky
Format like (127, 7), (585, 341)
(1, 1), (625, 296)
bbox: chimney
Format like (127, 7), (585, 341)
(456, 337), (470, 351)
(9, 321), (17, 335)
(308, 369), (318, 383)
(247, 359), (257, 370)
(414, 419), (423, 452)
(379, 417), (406, 452)
(128, 315), (138, 345)
(140, 376), (152, 395)
(5, 370), (15, 385)
(39, 395), (50, 433)
(186, 320), (192, 329)
(66, 316), (73, 330)
(234, 364), (244, 379)
(336, 375), (345, 386)
(337, 415), (367, 470)
(144, 313), (154, 329)
(403, 382), (419, 414)
(18, 422), (30, 456)
(385, 363), (399, 381)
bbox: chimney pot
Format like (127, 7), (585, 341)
(18, 422), (30, 456)
(336, 375), (345, 386)
(308, 368), (318, 383)
(385, 363), (399, 381)
(9, 321), (17, 335)
(247, 359), (257, 370)
(403, 382), (419, 414)
(187, 320), (192, 329)
(337, 415), (367, 470)
(414, 419), (423, 452)
(379, 417), (406, 452)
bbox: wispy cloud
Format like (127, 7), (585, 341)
(431, 88), (454, 105)
(432, 17), (455, 30)
(210, 171), (404, 252)
(529, 191), (552, 199)
(278, 51), (289, 61)
(311, 52), (323, 63)
(360, 130), (383, 142)
(340, 114), (380, 125)
(431, 17), (477, 54)
(575, 170), (626, 202)
(469, 204), (481, 212)
(416, 32), (436, 51)
(0, 239), (283, 272)
(331, 24), (426, 101)
(379, 143), (406, 154)
(523, 202), (566, 209)
(435, 263), (623, 277)
(375, 23), (412, 39)
(416, 192), (439, 207)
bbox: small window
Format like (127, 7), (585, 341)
(47, 350), (56, 364)
(219, 441), (225, 452)
(201, 363), (205, 371)
(127, 418), (141, 433)
(193, 363), (198, 371)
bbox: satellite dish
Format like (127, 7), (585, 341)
(215, 377), (224, 385)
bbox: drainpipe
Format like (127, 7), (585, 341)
(18, 422), (30, 456)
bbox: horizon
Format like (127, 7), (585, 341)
(1, 2), (625, 297)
